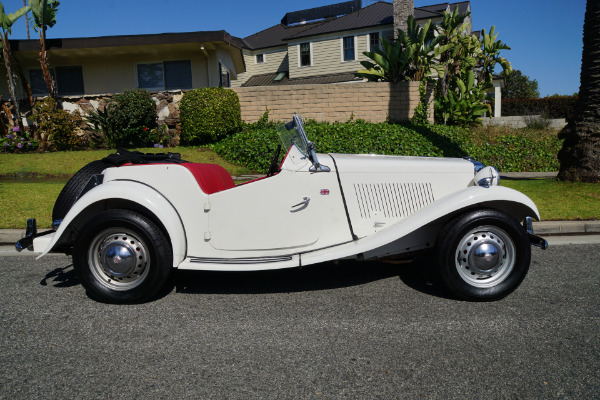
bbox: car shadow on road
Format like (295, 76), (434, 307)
(174, 257), (453, 299)
(40, 264), (79, 288)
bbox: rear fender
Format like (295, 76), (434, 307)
(301, 185), (540, 265)
(37, 180), (187, 267)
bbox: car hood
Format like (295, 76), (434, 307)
(328, 153), (474, 175)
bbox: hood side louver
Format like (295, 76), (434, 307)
(353, 182), (434, 220)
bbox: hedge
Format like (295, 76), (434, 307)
(212, 121), (563, 173)
(502, 96), (577, 119)
(180, 87), (242, 145)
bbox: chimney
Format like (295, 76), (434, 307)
(393, 0), (414, 38)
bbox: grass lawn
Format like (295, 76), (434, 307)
(501, 178), (600, 221)
(0, 182), (62, 229)
(2, 176), (598, 229)
(0, 147), (255, 178)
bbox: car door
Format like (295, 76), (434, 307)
(206, 169), (320, 252)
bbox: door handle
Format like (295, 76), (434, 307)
(291, 197), (310, 212)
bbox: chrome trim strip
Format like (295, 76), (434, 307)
(190, 255), (293, 264)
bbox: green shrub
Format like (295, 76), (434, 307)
(31, 98), (82, 151)
(85, 89), (157, 149)
(180, 87), (242, 145)
(212, 121), (562, 173)
(108, 89), (157, 147)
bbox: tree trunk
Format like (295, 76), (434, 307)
(39, 28), (56, 98)
(23, 0), (30, 40)
(2, 35), (25, 133)
(393, 0), (413, 39)
(558, 0), (600, 183)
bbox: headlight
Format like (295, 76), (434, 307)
(474, 166), (500, 188)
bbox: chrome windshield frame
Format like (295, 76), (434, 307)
(276, 114), (330, 173)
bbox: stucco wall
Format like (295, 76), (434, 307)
(232, 81), (431, 123)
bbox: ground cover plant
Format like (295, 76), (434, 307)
(211, 120), (563, 174)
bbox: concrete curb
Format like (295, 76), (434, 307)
(2, 221), (599, 246)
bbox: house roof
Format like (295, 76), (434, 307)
(242, 21), (327, 50)
(241, 71), (361, 87)
(243, 1), (471, 49)
(10, 30), (243, 52)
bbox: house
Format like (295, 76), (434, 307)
(1, 30), (245, 99)
(232, 1), (472, 88)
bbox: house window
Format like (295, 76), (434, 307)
(370, 32), (380, 52)
(137, 60), (192, 91)
(343, 36), (355, 61)
(256, 54), (264, 64)
(29, 66), (84, 96)
(300, 42), (311, 67)
(219, 62), (230, 88)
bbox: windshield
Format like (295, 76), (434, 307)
(276, 114), (310, 156)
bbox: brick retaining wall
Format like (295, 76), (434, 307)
(232, 81), (432, 123)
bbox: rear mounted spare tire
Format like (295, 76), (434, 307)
(52, 160), (112, 221)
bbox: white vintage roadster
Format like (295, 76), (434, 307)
(18, 115), (547, 303)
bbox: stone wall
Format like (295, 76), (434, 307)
(59, 90), (185, 135)
(482, 116), (567, 130)
(232, 81), (432, 123)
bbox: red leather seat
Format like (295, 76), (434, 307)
(181, 163), (235, 194)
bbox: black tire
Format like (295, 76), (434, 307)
(73, 209), (173, 304)
(52, 160), (112, 221)
(435, 209), (531, 301)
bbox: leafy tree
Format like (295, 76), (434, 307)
(357, 15), (442, 83)
(29, 0), (59, 98)
(356, 9), (512, 126)
(0, 2), (30, 131)
(558, 0), (600, 183)
(434, 25), (511, 125)
(501, 69), (540, 99)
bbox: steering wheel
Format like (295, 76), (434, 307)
(266, 145), (282, 177)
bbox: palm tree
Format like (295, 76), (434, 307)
(557, 0), (600, 183)
(29, 0), (59, 98)
(0, 3), (30, 131)
(22, 0), (30, 39)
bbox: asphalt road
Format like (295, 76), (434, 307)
(1, 245), (598, 399)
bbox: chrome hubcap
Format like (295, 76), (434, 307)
(88, 229), (150, 290)
(455, 225), (515, 288)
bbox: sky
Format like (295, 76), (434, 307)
(1, 0), (586, 97)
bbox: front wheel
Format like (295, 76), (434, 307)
(73, 209), (173, 303)
(435, 209), (531, 301)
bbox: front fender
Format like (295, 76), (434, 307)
(302, 185), (540, 266)
(37, 180), (187, 267)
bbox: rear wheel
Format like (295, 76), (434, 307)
(52, 160), (111, 221)
(435, 209), (531, 301)
(73, 209), (172, 303)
